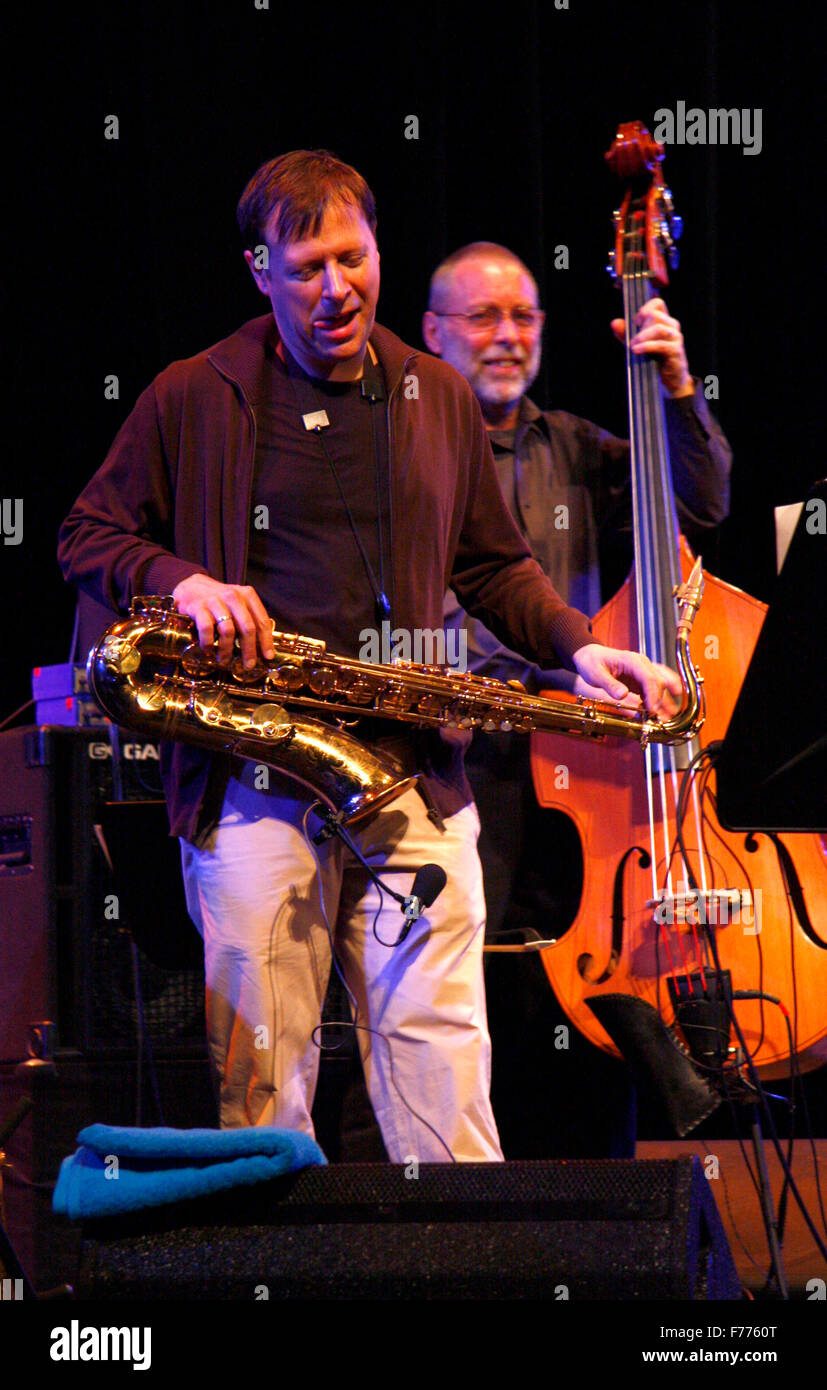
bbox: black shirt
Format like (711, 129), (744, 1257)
(245, 348), (391, 657)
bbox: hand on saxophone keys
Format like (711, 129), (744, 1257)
(538, 667), (642, 709)
(171, 573), (276, 670)
(572, 643), (683, 721)
(87, 595), (705, 835)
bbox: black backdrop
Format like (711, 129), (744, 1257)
(3, 0), (822, 715)
(1, 1), (825, 1329)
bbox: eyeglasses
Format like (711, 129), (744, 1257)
(433, 306), (545, 334)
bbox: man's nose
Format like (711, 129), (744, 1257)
(492, 311), (520, 342)
(321, 260), (348, 300)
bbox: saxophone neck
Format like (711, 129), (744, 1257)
(653, 556), (706, 744)
(674, 556), (705, 639)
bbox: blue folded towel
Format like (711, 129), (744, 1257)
(53, 1124), (327, 1220)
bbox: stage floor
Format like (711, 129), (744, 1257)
(637, 1139), (827, 1296)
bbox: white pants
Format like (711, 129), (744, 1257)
(180, 769), (503, 1163)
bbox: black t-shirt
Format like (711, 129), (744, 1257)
(245, 348), (391, 657)
(243, 348), (469, 821)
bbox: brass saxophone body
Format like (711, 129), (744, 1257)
(87, 564), (705, 826)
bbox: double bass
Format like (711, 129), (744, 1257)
(533, 121), (827, 1084)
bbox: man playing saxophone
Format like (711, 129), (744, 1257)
(58, 150), (681, 1163)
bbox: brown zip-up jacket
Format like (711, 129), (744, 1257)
(58, 314), (595, 840)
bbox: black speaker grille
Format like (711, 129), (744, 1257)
(86, 919), (204, 1052)
(0, 726), (205, 1059)
(77, 1158), (740, 1300)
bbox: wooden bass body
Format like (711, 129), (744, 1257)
(533, 538), (827, 1079)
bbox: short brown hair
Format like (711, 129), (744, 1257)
(237, 149), (377, 252)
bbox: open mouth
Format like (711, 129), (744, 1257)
(314, 308), (359, 336)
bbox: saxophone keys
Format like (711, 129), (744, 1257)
(344, 677), (375, 705)
(181, 642), (218, 676)
(109, 641), (140, 675)
(250, 704), (292, 741)
(416, 693), (443, 719)
(269, 662), (306, 691)
(231, 655), (268, 683)
(379, 691), (414, 713)
(137, 682), (167, 712)
(306, 665), (338, 696)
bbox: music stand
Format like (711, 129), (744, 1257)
(716, 478), (827, 833)
(713, 479), (827, 1296)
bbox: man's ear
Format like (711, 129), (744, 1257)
(422, 310), (443, 355)
(243, 247), (271, 297)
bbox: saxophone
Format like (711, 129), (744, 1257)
(87, 561), (705, 826)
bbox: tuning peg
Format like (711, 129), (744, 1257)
(606, 249), (618, 282)
(661, 187), (683, 241)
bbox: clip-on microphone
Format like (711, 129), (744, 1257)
(359, 364), (386, 404)
(311, 804), (446, 946)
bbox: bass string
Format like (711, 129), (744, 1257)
(623, 225), (660, 913)
(623, 210), (708, 987)
(636, 242), (713, 920)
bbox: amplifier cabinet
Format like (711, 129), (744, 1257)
(0, 726), (204, 1062)
(0, 1055), (215, 1291)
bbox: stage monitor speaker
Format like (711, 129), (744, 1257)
(0, 725), (204, 1061)
(76, 1157), (741, 1300)
(0, 1055), (216, 1292)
